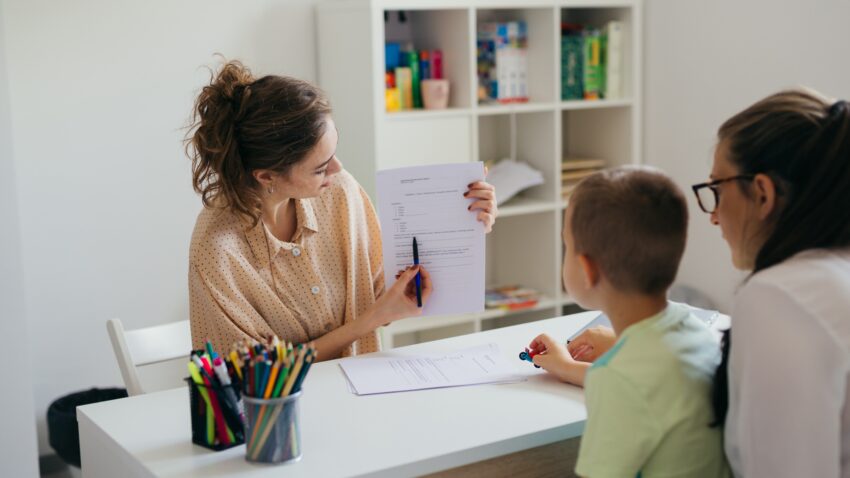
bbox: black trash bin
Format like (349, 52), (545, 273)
(47, 387), (128, 467)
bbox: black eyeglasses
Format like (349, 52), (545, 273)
(691, 175), (755, 213)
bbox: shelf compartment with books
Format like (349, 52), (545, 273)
(559, 7), (634, 103)
(486, 212), (560, 302)
(561, 106), (633, 177)
(383, 9), (473, 112)
(478, 110), (558, 205)
(475, 7), (557, 106)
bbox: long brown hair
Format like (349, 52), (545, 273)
(712, 88), (850, 425)
(185, 59), (332, 226)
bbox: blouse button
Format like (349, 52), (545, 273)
(292, 247), (301, 257)
(311, 285), (320, 295)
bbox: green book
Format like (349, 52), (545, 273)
(582, 30), (602, 100)
(406, 51), (422, 108)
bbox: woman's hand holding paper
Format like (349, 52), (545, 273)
(465, 180), (498, 233)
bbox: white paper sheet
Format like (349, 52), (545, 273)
(376, 163), (486, 316)
(338, 344), (525, 395)
(485, 159), (545, 205)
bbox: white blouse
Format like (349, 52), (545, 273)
(726, 248), (850, 477)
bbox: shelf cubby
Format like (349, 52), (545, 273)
(560, 6), (635, 102)
(475, 7), (558, 106)
(384, 9), (473, 109)
(486, 212), (560, 300)
(478, 111), (558, 204)
(561, 107), (634, 168)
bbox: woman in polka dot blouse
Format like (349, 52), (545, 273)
(184, 60), (498, 359)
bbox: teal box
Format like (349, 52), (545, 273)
(561, 35), (583, 100)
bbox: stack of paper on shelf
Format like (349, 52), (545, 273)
(486, 159), (545, 205)
(562, 158), (607, 199)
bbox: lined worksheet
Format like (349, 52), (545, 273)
(339, 344), (525, 395)
(376, 162), (486, 316)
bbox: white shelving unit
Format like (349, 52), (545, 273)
(317, 0), (642, 348)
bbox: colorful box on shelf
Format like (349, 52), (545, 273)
(560, 21), (623, 101)
(477, 21), (528, 104)
(485, 285), (541, 311)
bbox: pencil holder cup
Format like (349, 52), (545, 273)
(421, 79), (450, 109)
(243, 391), (303, 464)
(185, 378), (245, 451)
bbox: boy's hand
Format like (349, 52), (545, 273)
(528, 333), (590, 386)
(567, 326), (617, 362)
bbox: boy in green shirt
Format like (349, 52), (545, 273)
(527, 166), (729, 477)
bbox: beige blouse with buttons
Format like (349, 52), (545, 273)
(189, 170), (384, 357)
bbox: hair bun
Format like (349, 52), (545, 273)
(208, 60), (254, 115)
(829, 99), (848, 118)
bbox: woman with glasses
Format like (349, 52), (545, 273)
(569, 88), (850, 477)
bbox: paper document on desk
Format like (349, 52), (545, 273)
(376, 162), (486, 316)
(339, 344), (525, 395)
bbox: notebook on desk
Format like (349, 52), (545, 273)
(567, 303), (721, 342)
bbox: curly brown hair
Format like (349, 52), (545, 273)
(185, 59), (332, 226)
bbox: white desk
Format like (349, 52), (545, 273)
(77, 311), (598, 478)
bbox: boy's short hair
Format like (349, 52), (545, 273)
(569, 166), (688, 294)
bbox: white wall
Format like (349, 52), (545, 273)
(0, 1), (40, 475)
(645, 0), (850, 312)
(1, 0), (321, 455)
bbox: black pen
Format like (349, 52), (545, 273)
(413, 237), (422, 307)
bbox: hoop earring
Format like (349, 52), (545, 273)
(267, 186), (275, 195)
